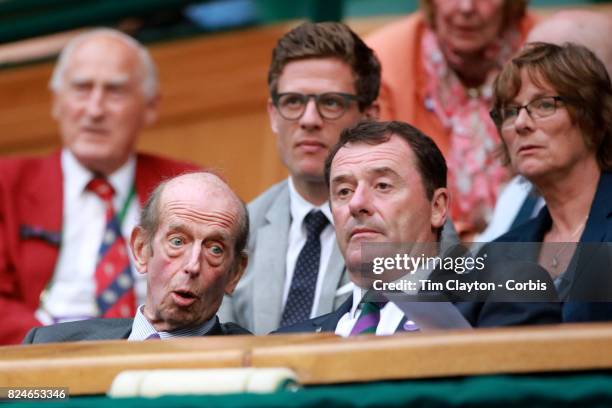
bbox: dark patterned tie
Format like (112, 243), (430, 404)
(280, 210), (329, 327)
(86, 178), (136, 318)
(146, 333), (161, 340)
(350, 301), (386, 336)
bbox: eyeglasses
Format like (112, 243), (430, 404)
(490, 96), (566, 129)
(271, 92), (359, 120)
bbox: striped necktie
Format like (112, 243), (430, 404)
(86, 177), (136, 318)
(350, 301), (386, 336)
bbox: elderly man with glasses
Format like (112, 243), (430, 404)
(217, 22), (381, 334)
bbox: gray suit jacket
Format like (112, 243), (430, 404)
(23, 317), (250, 344)
(218, 180), (350, 334)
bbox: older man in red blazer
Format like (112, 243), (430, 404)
(0, 29), (199, 344)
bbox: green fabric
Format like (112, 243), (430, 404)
(352, 301), (384, 335)
(6, 373), (612, 408)
(117, 185), (135, 226)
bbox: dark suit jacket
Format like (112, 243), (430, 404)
(218, 180), (350, 335)
(23, 316), (250, 344)
(276, 296), (353, 334)
(0, 151), (200, 345)
(276, 289), (561, 334)
(495, 171), (612, 322)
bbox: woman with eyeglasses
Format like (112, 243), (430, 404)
(366, 0), (536, 239)
(491, 42), (612, 322)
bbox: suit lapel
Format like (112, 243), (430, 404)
(253, 184), (291, 334)
(134, 153), (154, 206)
(20, 152), (63, 238)
(581, 172), (612, 243)
(317, 295), (353, 332)
(205, 317), (224, 336)
(19, 152), (63, 298)
(88, 319), (133, 340)
(564, 172), (612, 298)
(315, 242), (348, 316)
(133, 152), (201, 206)
(115, 321), (133, 340)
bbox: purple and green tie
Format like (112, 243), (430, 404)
(350, 301), (386, 336)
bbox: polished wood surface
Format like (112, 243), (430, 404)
(2, 323), (612, 395)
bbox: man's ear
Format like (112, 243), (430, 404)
(430, 187), (449, 230)
(130, 226), (150, 274)
(362, 101), (380, 120)
(51, 93), (61, 120)
(224, 253), (248, 296)
(267, 97), (279, 134)
(143, 95), (159, 127)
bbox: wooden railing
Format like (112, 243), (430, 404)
(2, 323), (612, 395)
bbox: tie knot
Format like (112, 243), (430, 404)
(304, 210), (329, 238)
(360, 301), (387, 315)
(145, 333), (161, 340)
(86, 177), (115, 203)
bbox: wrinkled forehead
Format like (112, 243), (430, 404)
(159, 174), (241, 230)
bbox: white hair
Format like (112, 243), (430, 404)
(49, 28), (158, 100)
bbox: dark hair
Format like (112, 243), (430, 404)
(139, 172), (250, 261)
(324, 120), (447, 199)
(268, 21), (381, 111)
(420, 0), (527, 32)
(492, 42), (612, 170)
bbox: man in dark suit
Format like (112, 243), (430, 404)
(24, 172), (250, 343)
(278, 121), (560, 335)
(0, 29), (200, 345)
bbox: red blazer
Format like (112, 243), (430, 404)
(0, 151), (200, 344)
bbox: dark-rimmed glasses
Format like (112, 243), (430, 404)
(272, 92), (359, 120)
(490, 96), (566, 129)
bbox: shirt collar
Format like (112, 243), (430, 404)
(349, 286), (368, 319)
(61, 148), (136, 204)
(128, 305), (217, 341)
(287, 176), (333, 226)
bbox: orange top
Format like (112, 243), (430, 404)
(365, 11), (540, 158)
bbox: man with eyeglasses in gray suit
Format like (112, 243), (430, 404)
(217, 22), (381, 334)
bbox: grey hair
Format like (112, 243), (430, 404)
(49, 28), (158, 101)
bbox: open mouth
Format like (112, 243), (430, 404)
(171, 290), (197, 306)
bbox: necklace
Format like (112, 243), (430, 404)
(549, 218), (588, 270)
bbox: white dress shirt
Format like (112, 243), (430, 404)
(35, 149), (145, 324)
(335, 287), (410, 337)
(282, 177), (336, 318)
(128, 305), (216, 340)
